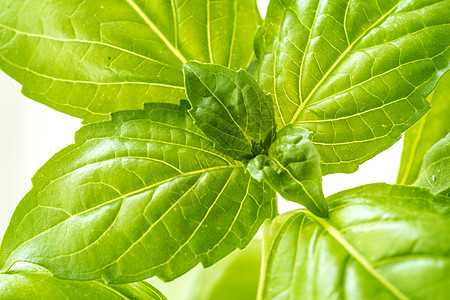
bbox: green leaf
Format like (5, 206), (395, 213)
(0, 0), (261, 123)
(255, 0), (450, 174)
(196, 238), (261, 300)
(0, 102), (275, 283)
(0, 266), (166, 300)
(414, 133), (450, 196)
(150, 237), (261, 300)
(248, 124), (328, 217)
(259, 183), (450, 300)
(397, 71), (450, 185)
(183, 61), (276, 160)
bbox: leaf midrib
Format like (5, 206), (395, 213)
(36, 136), (232, 193)
(108, 169), (238, 275)
(290, 1), (401, 124)
(125, 0), (187, 64)
(306, 211), (410, 300)
(0, 51), (184, 88)
(271, 158), (322, 210)
(0, 23), (171, 67)
(188, 67), (254, 149)
(0, 165), (239, 271)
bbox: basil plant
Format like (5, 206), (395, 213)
(0, 0), (449, 299)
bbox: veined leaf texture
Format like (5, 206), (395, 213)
(259, 184), (450, 300)
(255, 0), (450, 174)
(0, 102), (275, 283)
(0, 0), (261, 123)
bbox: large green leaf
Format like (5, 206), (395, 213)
(0, 102), (275, 283)
(259, 183), (450, 300)
(183, 61), (276, 160)
(150, 237), (261, 300)
(0, 266), (166, 300)
(397, 71), (450, 185)
(248, 124), (328, 217)
(0, 0), (261, 123)
(414, 133), (450, 196)
(255, 0), (450, 174)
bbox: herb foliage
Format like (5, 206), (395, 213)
(0, 0), (449, 299)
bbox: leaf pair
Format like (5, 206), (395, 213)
(3, 0), (448, 178)
(0, 61), (330, 288)
(247, 125), (328, 217)
(184, 61), (328, 217)
(0, 0), (330, 288)
(1, 0), (450, 296)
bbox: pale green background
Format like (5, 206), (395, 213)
(0, 0), (402, 242)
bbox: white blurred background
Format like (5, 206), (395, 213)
(0, 0), (403, 240)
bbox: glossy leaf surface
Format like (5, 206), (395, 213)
(397, 71), (450, 184)
(259, 184), (450, 300)
(0, 266), (166, 300)
(255, 0), (450, 174)
(183, 61), (276, 160)
(414, 133), (450, 196)
(0, 0), (261, 123)
(0, 102), (275, 283)
(248, 124), (328, 217)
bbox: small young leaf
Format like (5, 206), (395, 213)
(259, 184), (450, 300)
(247, 125), (328, 217)
(414, 133), (450, 196)
(0, 0), (261, 123)
(183, 61), (276, 160)
(255, 0), (450, 174)
(0, 267), (166, 300)
(397, 71), (450, 185)
(0, 102), (275, 283)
